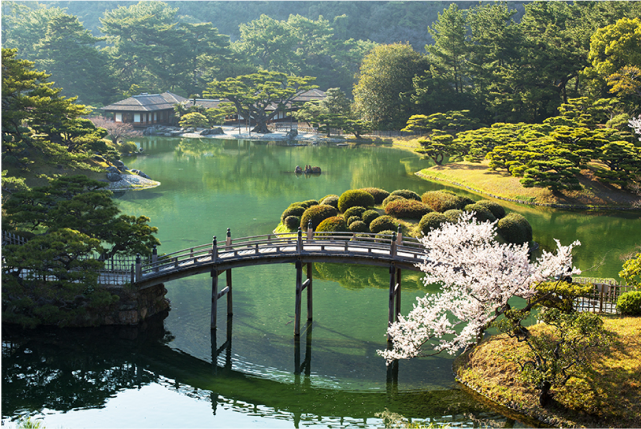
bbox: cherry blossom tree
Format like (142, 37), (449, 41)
(378, 212), (581, 363)
(89, 116), (141, 144)
(629, 115), (641, 141)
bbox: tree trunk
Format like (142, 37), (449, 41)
(539, 381), (552, 407)
(251, 120), (271, 134)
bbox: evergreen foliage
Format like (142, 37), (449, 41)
(337, 190), (375, 213)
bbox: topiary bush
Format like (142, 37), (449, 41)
(497, 212), (533, 244)
(464, 204), (497, 223)
(476, 200), (506, 219)
(338, 190), (375, 213)
(418, 212), (447, 235)
(421, 191), (461, 212)
(281, 205), (306, 222)
(362, 210), (380, 225)
(385, 199), (432, 219)
(382, 194), (405, 208)
(284, 215), (301, 230)
(316, 216), (348, 234)
(374, 230), (397, 243)
(360, 187), (390, 204)
(344, 206), (367, 220)
(616, 291), (641, 316)
(390, 189), (422, 201)
(347, 216), (361, 226)
(348, 220), (369, 233)
(301, 205), (338, 231)
(320, 195), (339, 209)
(369, 215), (399, 233)
(302, 199), (319, 208)
(443, 209), (464, 223)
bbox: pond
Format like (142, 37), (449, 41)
(3, 137), (640, 428)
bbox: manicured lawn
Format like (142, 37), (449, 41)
(417, 160), (640, 208)
(454, 316), (641, 428)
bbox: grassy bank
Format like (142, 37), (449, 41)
(455, 316), (641, 428)
(417, 160), (640, 208)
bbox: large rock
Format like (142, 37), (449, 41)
(286, 129), (298, 140)
(202, 127), (224, 135)
(106, 172), (122, 182)
(131, 169), (151, 179)
(114, 160), (127, 172)
(106, 166), (120, 174)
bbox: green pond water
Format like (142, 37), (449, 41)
(3, 137), (640, 428)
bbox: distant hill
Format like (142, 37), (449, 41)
(48, 1), (528, 49)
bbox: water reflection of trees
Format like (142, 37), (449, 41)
(313, 263), (427, 291)
(2, 317), (510, 427)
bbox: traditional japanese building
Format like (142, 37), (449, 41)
(101, 92), (188, 128)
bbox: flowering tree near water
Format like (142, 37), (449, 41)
(378, 212), (581, 362)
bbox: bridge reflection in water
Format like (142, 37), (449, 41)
(2, 313), (519, 428)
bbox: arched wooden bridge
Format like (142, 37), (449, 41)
(130, 227), (428, 337)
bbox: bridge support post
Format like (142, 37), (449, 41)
(226, 269), (233, 317)
(211, 269), (219, 330)
(388, 265), (402, 342)
(295, 261), (313, 337)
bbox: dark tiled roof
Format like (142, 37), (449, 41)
(293, 88), (326, 102)
(192, 99), (228, 109)
(102, 92), (188, 112)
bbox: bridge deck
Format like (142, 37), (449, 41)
(135, 231), (427, 289)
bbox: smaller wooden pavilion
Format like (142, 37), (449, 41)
(101, 92), (188, 128)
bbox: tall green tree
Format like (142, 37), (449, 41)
(353, 43), (429, 130)
(206, 70), (317, 133)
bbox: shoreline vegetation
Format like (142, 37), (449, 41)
(454, 316), (641, 428)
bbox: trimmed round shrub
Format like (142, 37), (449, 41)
(418, 212), (447, 235)
(347, 216), (362, 226)
(374, 230), (397, 243)
(443, 209), (464, 223)
(302, 199), (319, 208)
(348, 220), (369, 233)
(362, 210), (380, 225)
(382, 194), (405, 208)
(301, 205), (338, 231)
(390, 189), (421, 201)
(281, 205), (306, 222)
(385, 199), (432, 220)
(497, 213), (533, 244)
(338, 190), (375, 213)
(360, 187), (390, 204)
(316, 216), (348, 233)
(344, 206), (367, 220)
(320, 195), (339, 209)
(369, 215), (399, 233)
(476, 200), (506, 219)
(464, 204), (497, 223)
(421, 191), (461, 212)
(616, 291), (641, 316)
(284, 215), (301, 230)
(455, 196), (475, 209)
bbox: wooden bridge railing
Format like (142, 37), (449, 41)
(572, 277), (634, 314)
(135, 229), (425, 284)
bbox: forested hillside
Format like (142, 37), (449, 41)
(9, 1), (511, 48)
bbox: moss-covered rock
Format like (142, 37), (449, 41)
(418, 212), (448, 236)
(369, 215), (399, 233)
(301, 205), (338, 231)
(338, 190), (375, 213)
(390, 189), (422, 201)
(497, 212), (533, 244)
(359, 187), (390, 204)
(385, 199), (432, 219)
